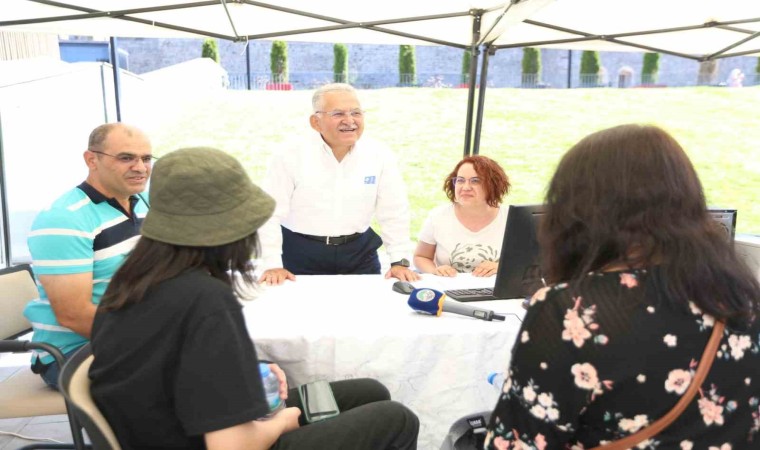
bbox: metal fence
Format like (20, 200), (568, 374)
(227, 71), (760, 90)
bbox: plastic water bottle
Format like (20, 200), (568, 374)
(487, 372), (506, 392)
(259, 363), (284, 413)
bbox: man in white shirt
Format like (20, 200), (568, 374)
(259, 83), (419, 284)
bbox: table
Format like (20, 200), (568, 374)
(240, 273), (526, 450)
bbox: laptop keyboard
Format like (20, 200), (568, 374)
(444, 287), (497, 302)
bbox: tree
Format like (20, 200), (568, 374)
(521, 47), (542, 87)
(270, 40), (288, 83)
(333, 44), (348, 83)
(756, 57), (760, 79)
(580, 50), (601, 87)
(461, 48), (472, 85)
(642, 52), (660, 85)
(399, 45), (416, 86)
(201, 38), (220, 63)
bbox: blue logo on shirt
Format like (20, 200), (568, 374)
(364, 176), (376, 185)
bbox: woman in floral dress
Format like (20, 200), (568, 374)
(484, 124), (760, 449)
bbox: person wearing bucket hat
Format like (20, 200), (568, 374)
(258, 83), (420, 285)
(141, 147), (275, 246)
(89, 147), (420, 450)
(24, 122), (152, 388)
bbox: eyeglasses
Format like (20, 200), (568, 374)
(314, 109), (365, 120)
(451, 176), (482, 186)
(89, 149), (156, 165)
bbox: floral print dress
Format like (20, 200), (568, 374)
(484, 268), (760, 449)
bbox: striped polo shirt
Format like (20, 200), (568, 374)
(24, 182), (149, 364)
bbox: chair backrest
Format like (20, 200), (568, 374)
(0, 264), (38, 339)
(59, 344), (122, 450)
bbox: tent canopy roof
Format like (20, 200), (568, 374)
(2, 0), (759, 60)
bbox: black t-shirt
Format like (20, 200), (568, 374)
(90, 270), (269, 450)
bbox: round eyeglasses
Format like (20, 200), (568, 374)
(451, 176), (481, 186)
(314, 109), (365, 120)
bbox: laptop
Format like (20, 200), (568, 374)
(446, 206), (738, 302)
(445, 205), (546, 302)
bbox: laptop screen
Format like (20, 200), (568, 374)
(490, 205), (738, 300)
(492, 204), (546, 300)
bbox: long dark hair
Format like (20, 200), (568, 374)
(540, 124), (759, 324)
(99, 233), (259, 312)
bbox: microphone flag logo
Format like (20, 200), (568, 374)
(416, 289), (436, 302)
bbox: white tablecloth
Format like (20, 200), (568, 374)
(240, 273), (525, 450)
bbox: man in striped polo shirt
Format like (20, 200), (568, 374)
(24, 123), (152, 388)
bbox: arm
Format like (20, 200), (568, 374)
(205, 407), (301, 450)
(412, 206), (456, 277)
(373, 146), (413, 269)
(258, 152), (297, 285)
(38, 273), (96, 338)
(414, 241), (457, 277)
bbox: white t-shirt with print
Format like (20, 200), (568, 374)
(417, 203), (508, 272)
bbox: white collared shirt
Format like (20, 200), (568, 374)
(259, 133), (412, 269)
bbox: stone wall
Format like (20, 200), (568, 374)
(115, 38), (759, 89)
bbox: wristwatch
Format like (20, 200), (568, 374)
(390, 258), (410, 268)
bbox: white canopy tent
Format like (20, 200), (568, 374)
(1, 0), (760, 263)
(2, 0), (759, 151)
(2, 0), (759, 56)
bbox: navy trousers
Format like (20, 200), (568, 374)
(281, 226), (383, 275)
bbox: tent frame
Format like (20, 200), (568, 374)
(2, 0), (760, 264)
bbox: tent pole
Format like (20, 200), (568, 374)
(463, 46), (480, 157)
(246, 42), (252, 90)
(0, 113), (10, 266)
(472, 44), (493, 155)
(463, 10), (483, 157)
(109, 37), (123, 122)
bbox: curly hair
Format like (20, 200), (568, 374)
(443, 155), (510, 208)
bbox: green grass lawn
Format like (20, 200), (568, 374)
(150, 86), (760, 237)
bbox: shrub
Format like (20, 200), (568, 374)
(333, 43), (348, 83)
(270, 40), (288, 83)
(201, 38), (220, 63)
(756, 57), (760, 74)
(642, 53), (660, 84)
(521, 47), (541, 87)
(399, 45), (416, 86)
(580, 50), (601, 87)
(462, 48), (472, 85)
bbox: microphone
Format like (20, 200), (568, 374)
(407, 288), (505, 321)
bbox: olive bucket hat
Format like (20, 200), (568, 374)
(141, 147), (275, 247)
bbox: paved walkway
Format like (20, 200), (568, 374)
(0, 354), (76, 449)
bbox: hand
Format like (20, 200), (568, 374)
(385, 265), (421, 281)
(433, 265), (458, 277)
(472, 261), (498, 277)
(260, 268), (296, 286)
(272, 407), (301, 434)
(268, 364), (288, 400)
